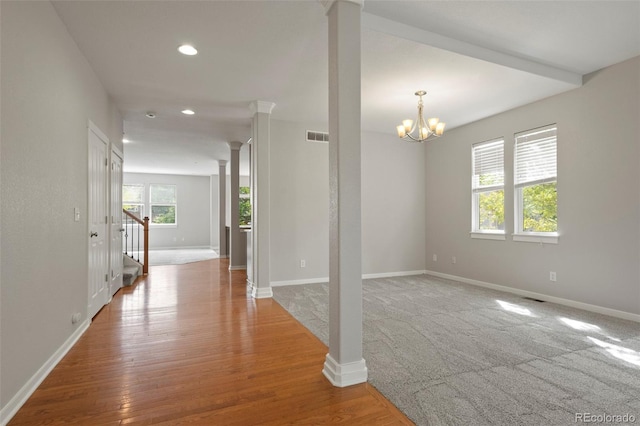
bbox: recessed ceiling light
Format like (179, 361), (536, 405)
(146, 112), (156, 118)
(178, 44), (198, 56)
(182, 109), (195, 115)
(122, 138), (130, 144)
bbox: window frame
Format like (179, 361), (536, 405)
(513, 124), (558, 244)
(149, 183), (178, 227)
(122, 183), (145, 220)
(471, 138), (506, 241)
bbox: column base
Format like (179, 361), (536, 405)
(249, 281), (273, 299)
(322, 354), (367, 387)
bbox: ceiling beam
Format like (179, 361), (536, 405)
(362, 13), (583, 87)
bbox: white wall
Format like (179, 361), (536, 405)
(424, 56), (640, 316)
(124, 173), (212, 249)
(0, 0), (123, 411)
(269, 119), (427, 283)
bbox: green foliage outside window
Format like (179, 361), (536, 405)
(151, 205), (176, 224)
(522, 182), (557, 232)
(239, 186), (251, 226)
(479, 190), (504, 230)
(477, 173), (504, 230)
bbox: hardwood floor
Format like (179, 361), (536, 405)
(8, 259), (412, 425)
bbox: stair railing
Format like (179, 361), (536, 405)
(123, 210), (149, 274)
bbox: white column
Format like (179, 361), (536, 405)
(228, 142), (244, 270)
(218, 160), (227, 258)
(248, 101), (275, 299)
(322, 0), (367, 387)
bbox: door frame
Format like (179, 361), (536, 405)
(87, 120), (110, 319)
(110, 144), (124, 297)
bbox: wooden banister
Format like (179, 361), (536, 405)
(143, 216), (149, 274)
(122, 210), (149, 275)
(123, 209), (145, 225)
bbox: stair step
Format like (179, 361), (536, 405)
(123, 265), (140, 287)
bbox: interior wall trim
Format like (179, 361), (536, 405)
(0, 319), (91, 426)
(271, 270), (428, 287)
(425, 270), (640, 323)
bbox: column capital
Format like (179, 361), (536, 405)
(320, 0), (363, 15)
(249, 101), (276, 115)
(227, 141), (243, 151)
(218, 160), (228, 167)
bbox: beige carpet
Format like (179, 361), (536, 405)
(273, 274), (640, 426)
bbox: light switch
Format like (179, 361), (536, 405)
(74, 207), (80, 222)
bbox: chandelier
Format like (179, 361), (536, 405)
(396, 90), (445, 142)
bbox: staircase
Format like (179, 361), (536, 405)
(123, 256), (142, 286)
(122, 210), (149, 285)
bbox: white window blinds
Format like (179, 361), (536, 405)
(472, 139), (504, 191)
(514, 125), (557, 187)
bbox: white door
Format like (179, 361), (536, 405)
(110, 146), (124, 296)
(88, 123), (109, 319)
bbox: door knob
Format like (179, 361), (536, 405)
(119, 228), (125, 232)
(90, 232), (98, 237)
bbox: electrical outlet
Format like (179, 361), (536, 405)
(71, 312), (81, 324)
(550, 271), (557, 282)
(300, 259), (306, 268)
(452, 256), (457, 264)
(432, 254), (437, 262)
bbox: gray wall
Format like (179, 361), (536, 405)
(1, 0), (123, 408)
(269, 119), (427, 283)
(425, 56), (640, 315)
(124, 173), (212, 249)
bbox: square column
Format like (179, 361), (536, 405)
(322, 0), (367, 387)
(248, 101), (275, 299)
(218, 160), (227, 258)
(228, 142), (244, 270)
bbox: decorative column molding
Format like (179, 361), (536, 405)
(248, 100), (276, 299)
(320, 0), (363, 14)
(249, 101), (276, 115)
(322, 0), (367, 387)
(218, 160), (228, 259)
(228, 142), (244, 270)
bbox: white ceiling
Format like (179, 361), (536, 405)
(51, 0), (640, 176)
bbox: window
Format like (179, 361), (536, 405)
(514, 125), (557, 243)
(471, 139), (505, 239)
(123, 184), (144, 219)
(150, 184), (177, 225)
(239, 186), (251, 226)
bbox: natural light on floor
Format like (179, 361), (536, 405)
(588, 337), (640, 367)
(496, 300), (534, 316)
(559, 317), (601, 332)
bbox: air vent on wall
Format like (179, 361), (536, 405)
(306, 130), (329, 143)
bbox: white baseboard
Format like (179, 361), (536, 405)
(271, 277), (329, 287)
(363, 270), (427, 279)
(228, 265), (246, 271)
(149, 245), (211, 251)
(250, 282), (274, 299)
(1, 319), (91, 426)
(425, 270), (640, 323)
(322, 354), (368, 387)
(271, 270), (427, 287)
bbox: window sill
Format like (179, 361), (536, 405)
(512, 233), (558, 244)
(470, 231), (506, 241)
